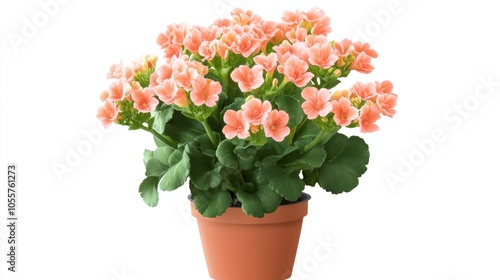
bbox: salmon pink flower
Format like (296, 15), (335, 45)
(231, 8), (260, 26)
(270, 22), (289, 44)
(277, 55), (314, 88)
(301, 87), (333, 119)
(187, 60), (209, 76)
(173, 89), (189, 107)
(241, 97), (272, 126)
(332, 97), (358, 126)
(174, 67), (198, 91)
(132, 88), (159, 113)
(351, 82), (377, 101)
(253, 53), (278, 75)
(155, 64), (173, 84)
(353, 41), (378, 58)
(376, 93), (397, 117)
(233, 32), (262, 58)
(230, 65), (264, 92)
(190, 77), (222, 107)
(107, 62), (124, 79)
(256, 20), (279, 40)
(155, 79), (188, 107)
(222, 110), (250, 139)
(96, 100), (119, 128)
(149, 71), (159, 88)
(350, 51), (374, 74)
(263, 110), (290, 142)
(273, 40), (294, 64)
(100, 90), (109, 102)
(198, 40), (217, 61)
(308, 43), (338, 69)
(375, 80), (393, 94)
(311, 16), (332, 36)
(302, 7), (326, 23)
(305, 34), (329, 47)
(331, 89), (351, 101)
(107, 79), (131, 101)
(220, 29), (238, 50)
(281, 9), (303, 25)
(358, 102), (381, 133)
(183, 28), (203, 53)
(333, 39), (354, 57)
(285, 27), (308, 43)
(198, 24), (219, 42)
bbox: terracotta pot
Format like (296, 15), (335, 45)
(190, 193), (310, 280)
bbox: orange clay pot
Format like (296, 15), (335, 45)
(190, 193), (310, 280)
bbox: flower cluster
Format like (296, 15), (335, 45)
(223, 97), (290, 142)
(96, 7), (398, 218)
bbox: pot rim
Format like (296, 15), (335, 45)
(189, 193), (311, 224)
(187, 192), (311, 206)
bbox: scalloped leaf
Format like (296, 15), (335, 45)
(256, 166), (304, 202)
(215, 140), (239, 169)
(318, 133), (369, 194)
(152, 105), (174, 134)
(191, 186), (232, 218)
(159, 150), (190, 191)
(139, 176), (159, 207)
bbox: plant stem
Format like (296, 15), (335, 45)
(219, 67), (229, 97)
(303, 131), (333, 154)
(140, 126), (178, 148)
(201, 119), (218, 148)
(289, 116), (308, 143)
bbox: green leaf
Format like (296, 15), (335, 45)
(255, 185), (282, 213)
(139, 177), (159, 207)
(275, 95), (304, 127)
(193, 133), (217, 157)
(256, 166), (304, 201)
(164, 110), (205, 144)
(236, 191), (264, 218)
(191, 186), (232, 217)
(152, 105), (174, 134)
(215, 139), (239, 169)
(221, 97), (245, 114)
(303, 168), (319, 186)
(285, 145), (326, 169)
(143, 149), (154, 165)
(318, 133), (369, 194)
(186, 145), (222, 190)
(233, 144), (257, 170)
(154, 146), (176, 166)
(257, 140), (297, 168)
(294, 120), (319, 141)
(159, 150), (190, 191)
(145, 157), (168, 177)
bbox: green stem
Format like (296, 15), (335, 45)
(140, 126), (178, 148)
(289, 116), (308, 143)
(303, 131), (334, 154)
(219, 67), (229, 97)
(201, 119), (218, 148)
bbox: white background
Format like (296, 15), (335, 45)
(1, 0), (499, 279)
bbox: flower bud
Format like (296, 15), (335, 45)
(272, 78), (278, 87)
(250, 125), (260, 133)
(245, 95), (255, 103)
(143, 55), (158, 69)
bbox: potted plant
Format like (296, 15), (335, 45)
(96, 7), (397, 280)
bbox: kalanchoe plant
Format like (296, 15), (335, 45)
(97, 7), (397, 218)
